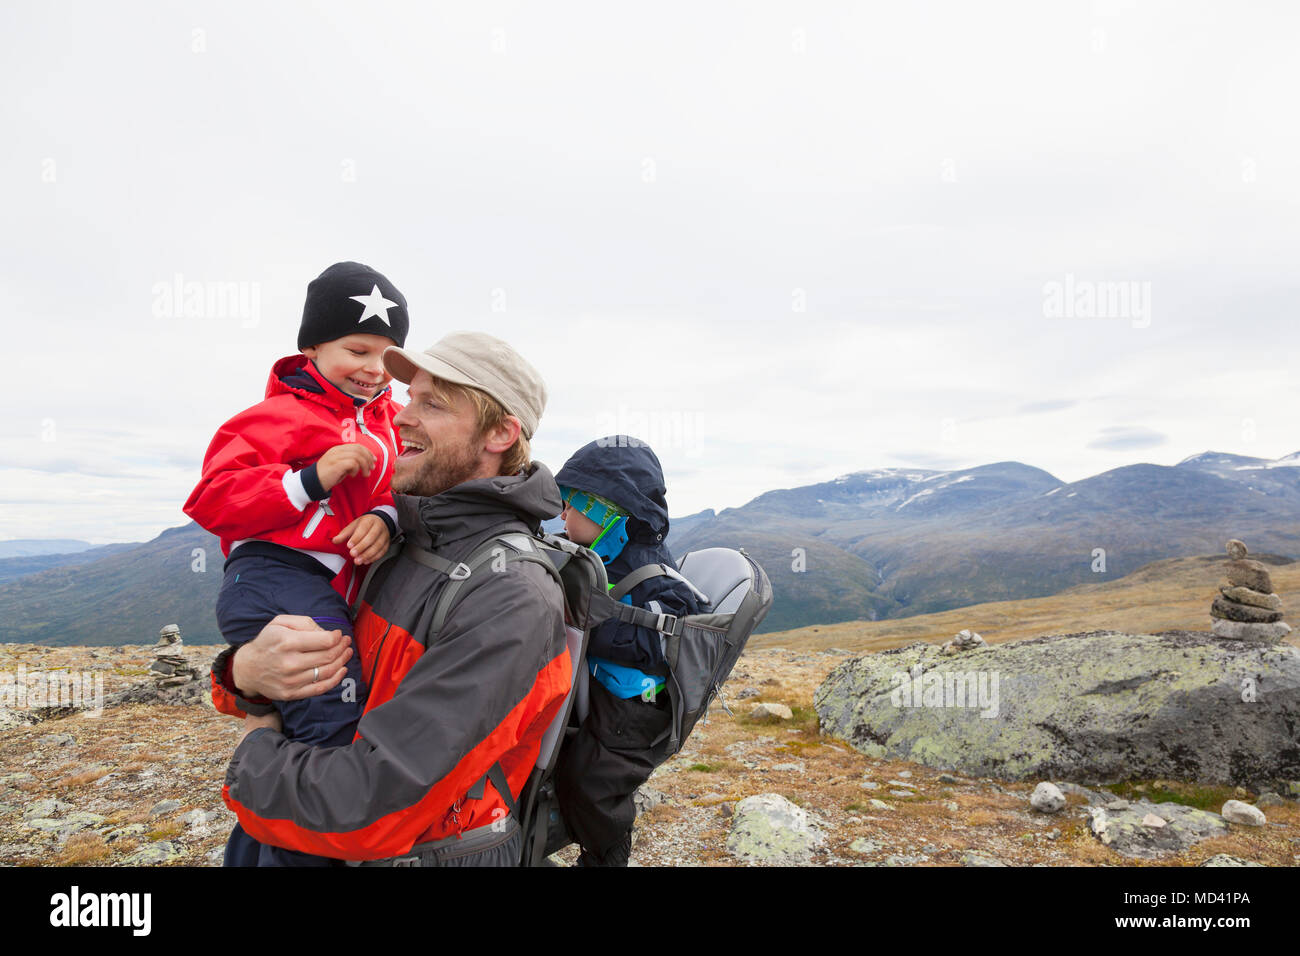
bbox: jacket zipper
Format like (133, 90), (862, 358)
(367, 622), (393, 687)
(303, 499), (334, 538)
(357, 406), (389, 495)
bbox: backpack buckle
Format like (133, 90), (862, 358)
(391, 855), (420, 867)
(449, 562), (472, 581)
(655, 613), (678, 635)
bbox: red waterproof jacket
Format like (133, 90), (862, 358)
(183, 355), (400, 603)
(218, 465), (571, 860)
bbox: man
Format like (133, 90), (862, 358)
(211, 331), (569, 866)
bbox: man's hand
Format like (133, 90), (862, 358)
(239, 710), (282, 745)
(316, 443), (376, 492)
(333, 513), (391, 565)
(231, 615), (353, 700)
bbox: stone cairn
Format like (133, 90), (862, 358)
(941, 628), (987, 655)
(149, 624), (200, 687)
(1211, 540), (1291, 643)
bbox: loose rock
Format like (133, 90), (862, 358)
(123, 841), (181, 865)
(725, 793), (824, 865)
(1200, 854), (1264, 867)
(750, 702), (793, 721)
(1226, 559), (1274, 594)
(24, 798), (72, 819)
(1220, 586), (1282, 611)
(1221, 800), (1265, 826)
(961, 850), (1008, 867)
(149, 799), (183, 819)
(1211, 596), (1282, 624)
(1088, 801), (1228, 859)
(1030, 782), (1066, 813)
(634, 786), (671, 814)
(1211, 619), (1292, 642)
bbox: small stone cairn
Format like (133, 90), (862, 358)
(941, 629), (986, 655)
(1211, 540), (1291, 643)
(149, 624), (199, 687)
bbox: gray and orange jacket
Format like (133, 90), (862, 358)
(218, 463), (570, 860)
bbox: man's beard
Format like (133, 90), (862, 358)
(392, 435), (482, 497)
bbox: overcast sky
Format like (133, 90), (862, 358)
(3, 1), (1298, 544)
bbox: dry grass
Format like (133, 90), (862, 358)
(147, 821), (182, 842)
(58, 832), (109, 865)
(56, 767), (110, 788)
(2, 595), (1297, 868)
(753, 554), (1300, 655)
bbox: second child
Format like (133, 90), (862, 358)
(552, 436), (705, 867)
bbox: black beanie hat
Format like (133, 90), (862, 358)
(298, 261), (410, 350)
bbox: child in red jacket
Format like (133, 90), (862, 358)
(183, 261), (410, 866)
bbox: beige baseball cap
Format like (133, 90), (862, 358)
(383, 331), (548, 439)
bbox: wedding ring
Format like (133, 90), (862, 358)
(313, 666), (319, 683)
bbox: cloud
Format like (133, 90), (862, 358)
(884, 452), (966, 469)
(1085, 427), (1169, 451)
(1017, 399), (1078, 415)
(5, 3), (1300, 540)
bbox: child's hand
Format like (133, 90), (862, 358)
(316, 443), (376, 492)
(239, 710), (282, 745)
(332, 513), (390, 565)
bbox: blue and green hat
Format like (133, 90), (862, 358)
(559, 485), (629, 565)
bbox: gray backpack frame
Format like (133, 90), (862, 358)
(586, 546), (774, 755)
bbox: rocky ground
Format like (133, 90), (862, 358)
(2, 641), (1297, 867)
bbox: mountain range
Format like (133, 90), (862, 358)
(664, 450), (1300, 632)
(2, 451), (1297, 644)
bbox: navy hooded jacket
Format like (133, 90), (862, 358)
(554, 437), (704, 673)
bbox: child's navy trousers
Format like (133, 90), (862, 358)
(215, 544), (368, 867)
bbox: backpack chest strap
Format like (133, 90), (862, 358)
(588, 586), (686, 637)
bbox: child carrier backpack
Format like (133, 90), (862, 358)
(585, 546), (774, 755)
(380, 531), (771, 866)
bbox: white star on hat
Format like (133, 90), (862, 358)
(350, 284), (399, 325)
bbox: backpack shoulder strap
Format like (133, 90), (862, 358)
(609, 563), (670, 601)
(350, 533), (406, 615)
(404, 532), (564, 647)
(609, 563), (712, 609)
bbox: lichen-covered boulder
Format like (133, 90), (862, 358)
(1088, 801), (1228, 859)
(725, 793), (824, 865)
(122, 841), (182, 865)
(814, 631), (1300, 785)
